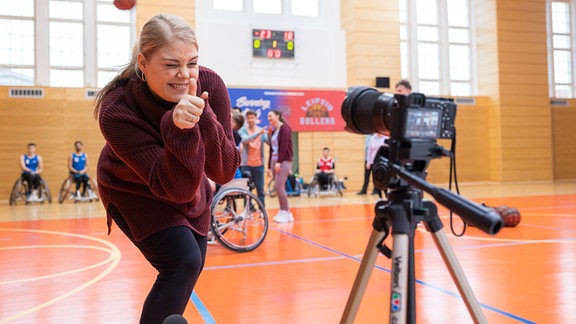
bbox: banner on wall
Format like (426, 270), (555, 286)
(227, 88), (346, 132)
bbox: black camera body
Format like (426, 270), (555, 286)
(341, 87), (457, 163)
(391, 92), (457, 140)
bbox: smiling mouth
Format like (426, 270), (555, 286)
(170, 83), (188, 90)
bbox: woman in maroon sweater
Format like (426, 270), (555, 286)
(267, 110), (294, 223)
(94, 14), (239, 323)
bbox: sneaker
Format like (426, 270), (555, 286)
(285, 211), (294, 222)
(273, 210), (294, 223)
(357, 191), (367, 195)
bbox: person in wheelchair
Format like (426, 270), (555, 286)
(19, 143), (44, 200)
(68, 140), (91, 197)
(315, 147), (336, 190)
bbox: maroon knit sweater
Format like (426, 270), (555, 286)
(268, 123), (293, 169)
(97, 66), (240, 241)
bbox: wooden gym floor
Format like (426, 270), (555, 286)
(1, 180), (576, 323)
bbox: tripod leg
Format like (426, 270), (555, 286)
(389, 234), (410, 324)
(340, 229), (386, 324)
(430, 229), (488, 324)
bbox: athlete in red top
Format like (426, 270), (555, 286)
(316, 147), (335, 188)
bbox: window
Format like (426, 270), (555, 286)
(0, 0), (35, 86)
(213, 0), (243, 11)
(548, 0), (574, 98)
(399, 0), (474, 96)
(291, 0), (319, 17)
(0, 0), (135, 87)
(253, 0), (282, 14)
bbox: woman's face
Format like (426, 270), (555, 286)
(268, 112), (279, 127)
(138, 40), (199, 103)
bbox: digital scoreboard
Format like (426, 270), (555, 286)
(252, 29), (295, 59)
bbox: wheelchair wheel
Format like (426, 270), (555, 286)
(58, 177), (73, 204)
(9, 178), (27, 206)
(267, 178), (277, 198)
(307, 182), (319, 197)
(40, 179), (52, 204)
(210, 187), (268, 252)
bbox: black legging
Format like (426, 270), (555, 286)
(21, 172), (42, 194)
(108, 204), (207, 324)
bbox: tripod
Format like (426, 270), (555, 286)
(341, 158), (502, 324)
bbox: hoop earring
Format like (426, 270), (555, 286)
(137, 70), (146, 82)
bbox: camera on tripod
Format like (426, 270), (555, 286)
(341, 86), (457, 162)
(339, 86), (502, 324)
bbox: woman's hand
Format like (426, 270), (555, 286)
(274, 162), (281, 174)
(173, 77), (209, 129)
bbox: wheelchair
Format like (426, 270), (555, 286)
(306, 172), (343, 197)
(267, 174), (303, 198)
(210, 178), (268, 252)
(57, 175), (99, 204)
(9, 176), (52, 205)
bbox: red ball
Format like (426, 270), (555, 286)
(114, 0), (136, 10)
(495, 206), (521, 227)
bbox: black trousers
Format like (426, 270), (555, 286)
(21, 172), (41, 194)
(109, 204), (207, 324)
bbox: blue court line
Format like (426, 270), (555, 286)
(274, 227), (537, 324)
(190, 291), (216, 324)
(191, 227), (544, 323)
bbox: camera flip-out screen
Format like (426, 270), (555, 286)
(404, 109), (441, 139)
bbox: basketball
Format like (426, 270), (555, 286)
(114, 0), (136, 10)
(306, 104), (329, 117)
(495, 205), (521, 227)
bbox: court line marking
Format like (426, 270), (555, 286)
(0, 245), (116, 285)
(190, 291), (216, 324)
(0, 228), (121, 324)
(272, 227), (537, 324)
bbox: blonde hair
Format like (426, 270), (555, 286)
(94, 13), (198, 118)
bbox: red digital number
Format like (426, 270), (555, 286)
(266, 49), (282, 58)
(259, 29), (272, 39)
(284, 31), (294, 41)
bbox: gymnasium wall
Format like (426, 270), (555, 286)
(1, 0), (575, 202)
(0, 88), (104, 201)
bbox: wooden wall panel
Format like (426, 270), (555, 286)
(0, 87), (104, 201)
(552, 103), (576, 179)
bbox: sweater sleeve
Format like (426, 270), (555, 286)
(277, 124), (293, 163)
(197, 68), (241, 184)
(99, 99), (205, 204)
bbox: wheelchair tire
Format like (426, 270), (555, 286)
(210, 187), (268, 252)
(40, 179), (52, 204)
(58, 177), (73, 204)
(9, 178), (25, 206)
(267, 178), (277, 198)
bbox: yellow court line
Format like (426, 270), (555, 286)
(0, 228), (121, 323)
(0, 245), (116, 285)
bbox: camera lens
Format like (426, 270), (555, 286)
(341, 87), (396, 135)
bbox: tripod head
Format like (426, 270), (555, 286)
(371, 145), (503, 235)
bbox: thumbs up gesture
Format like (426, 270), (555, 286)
(173, 77), (209, 129)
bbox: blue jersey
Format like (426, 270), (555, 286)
(72, 153), (87, 173)
(23, 154), (39, 173)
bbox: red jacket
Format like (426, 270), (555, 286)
(97, 66), (240, 240)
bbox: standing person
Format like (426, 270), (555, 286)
(68, 140), (90, 197)
(19, 143), (44, 200)
(238, 109), (268, 205)
(357, 135), (371, 195)
(267, 109), (293, 223)
(93, 13), (240, 323)
(395, 79), (412, 95)
(366, 133), (388, 198)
